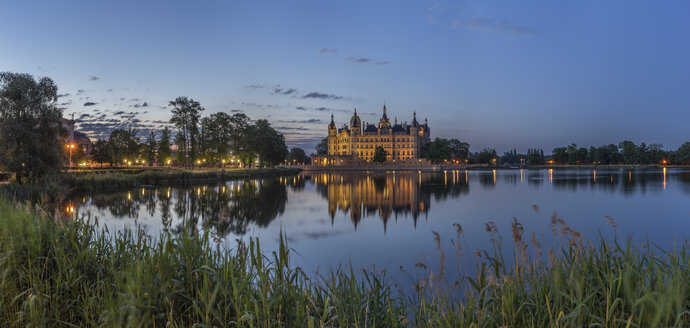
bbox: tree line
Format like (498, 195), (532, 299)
(89, 96), (290, 168)
(550, 141), (690, 165)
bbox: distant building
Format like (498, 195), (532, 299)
(319, 104), (430, 165)
(62, 118), (92, 154)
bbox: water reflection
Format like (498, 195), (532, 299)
(305, 171), (469, 230)
(63, 169), (690, 239)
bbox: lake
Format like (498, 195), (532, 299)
(65, 168), (690, 289)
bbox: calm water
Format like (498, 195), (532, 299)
(65, 168), (690, 287)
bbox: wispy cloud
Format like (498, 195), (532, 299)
(278, 119), (322, 124)
(83, 102), (97, 106)
(244, 84), (266, 89)
(302, 92), (343, 100)
(271, 88), (297, 95)
(89, 76), (100, 81)
(457, 18), (537, 36)
(346, 56), (391, 66)
(318, 48), (337, 54)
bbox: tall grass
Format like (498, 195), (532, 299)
(0, 198), (687, 327)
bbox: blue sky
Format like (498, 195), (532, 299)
(2, 0), (689, 154)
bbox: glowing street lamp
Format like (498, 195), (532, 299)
(66, 144), (75, 168)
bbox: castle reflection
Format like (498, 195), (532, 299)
(305, 171), (470, 231)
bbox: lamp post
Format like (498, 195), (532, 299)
(67, 144), (75, 169)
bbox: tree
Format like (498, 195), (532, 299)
(619, 140), (637, 164)
(425, 138), (452, 164)
(477, 148), (497, 164)
(0, 72), (64, 183)
(673, 142), (690, 164)
(373, 146), (387, 163)
(169, 97), (204, 168)
(316, 138), (329, 156)
(448, 138), (470, 160)
(228, 113), (253, 166)
(552, 147), (568, 164)
(200, 112), (233, 166)
(90, 139), (110, 167)
(288, 147), (308, 164)
(157, 127), (172, 165)
(143, 131), (157, 166)
(251, 119), (288, 167)
(108, 129), (139, 165)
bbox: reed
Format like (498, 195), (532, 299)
(0, 198), (687, 327)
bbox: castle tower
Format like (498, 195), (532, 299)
(328, 113), (336, 136)
(349, 108), (361, 136)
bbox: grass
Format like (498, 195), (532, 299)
(0, 198), (688, 327)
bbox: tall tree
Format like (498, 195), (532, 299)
(0, 72), (64, 183)
(425, 138), (452, 164)
(108, 129), (139, 165)
(201, 112), (233, 166)
(169, 97), (204, 168)
(143, 130), (157, 166)
(477, 148), (497, 164)
(251, 119), (288, 167)
(90, 139), (110, 167)
(373, 146), (387, 163)
(448, 138), (470, 160)
(316, 138), (329, 156)
(157, 127), (172, 165)
(288, 147), (308, 164)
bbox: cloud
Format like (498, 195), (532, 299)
(460, 18), (537, 36)
(346, 57), (371, 64)
(278, 119), (322, 124)
(89, 76), (100, 81)
(77, 89), (85, 94)
(244, 84), (265, 89)
(107, 89), (113, 92)
(302, 92), (343, 100)
(318, 48), (337, 54)
(275, 126), (310, 131)
(296, 106), (350, 114)
(83, 102), (97, 106)
(271, 88), (297, 95)
(131, 102), (149, 108)
(58, 93), (70, 98)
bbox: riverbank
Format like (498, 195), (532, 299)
(300, 163), (683, 172)
(0, 197), (687, 327)
(0, 167), (300, 201)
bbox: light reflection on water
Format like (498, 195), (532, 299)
(64, 169), (690, 287)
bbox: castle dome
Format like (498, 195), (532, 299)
(350, 108), (361, 127)
(328, 113), (336, 129)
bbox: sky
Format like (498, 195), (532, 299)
(2, 0), (689, 154)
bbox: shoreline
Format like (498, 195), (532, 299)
(299, 164), (685, 172)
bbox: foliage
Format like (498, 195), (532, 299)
(0, 72), (64, 183)
(200, 112), (234, 166)
(476, 148), (497, 164)
(316, 138), (329, 156)
(373, 146), (388, 162)
(550, 141), (678, 165)
(142, 130), (157, 166)
(157, 127), (172, 165)
(288, 147), (308, 164)
(90, 139), (111, 167)
(250, 119), (288, 166)
(108, 129), (139, 165)
(425, 138), (452, 164)
(169, 97), (204, 167)
(0, 197), (687, 327)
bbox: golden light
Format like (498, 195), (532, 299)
(167, 159), (171, 165)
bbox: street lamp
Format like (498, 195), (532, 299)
(66, 144), (75, 169)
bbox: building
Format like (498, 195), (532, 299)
(62, 118), (93, 154)
(325, 104), (430, 163)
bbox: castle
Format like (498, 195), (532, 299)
(326, 104), (430, 162)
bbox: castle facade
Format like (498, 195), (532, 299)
(327, 104), (430, 161)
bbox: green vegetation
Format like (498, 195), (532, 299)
(287, 147), (308, 164)
(373, 146), (388, 163)
(0, 198), (687, 327)
(0, 72), (65, 183)
(550, 141), (690, 165)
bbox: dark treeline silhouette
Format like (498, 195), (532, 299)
(550, 141), (690, 165)
(90, 98), (289, 168)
